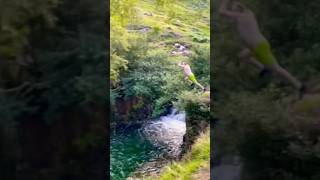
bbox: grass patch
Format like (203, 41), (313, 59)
(135, 0), (209, 41)
(292, 94), (320, 115)
(156, 129), (210, 180)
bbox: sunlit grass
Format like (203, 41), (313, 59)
(134, 0), (209, 41)
(156, 128), (210, 180)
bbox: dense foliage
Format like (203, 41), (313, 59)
(213, 0), (320, 179)
(110, 0), (210, 122)
(0, 0), (107, 179)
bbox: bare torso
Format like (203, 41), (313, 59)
(182, 64), (192, 76)
(235, 10), (267, 48)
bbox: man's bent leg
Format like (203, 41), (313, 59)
(189, 74), (204, 90)
(238, 49), (265, 71)
(195, 82), (205, 90)
(269, 64), (302, 89)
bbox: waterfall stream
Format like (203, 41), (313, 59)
(142, 109), (186, 157)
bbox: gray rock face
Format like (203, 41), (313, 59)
(171, 42), (192, 57)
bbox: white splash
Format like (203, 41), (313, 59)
(142, 109), (186, 157)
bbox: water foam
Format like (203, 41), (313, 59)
(142, 109), (186, 157)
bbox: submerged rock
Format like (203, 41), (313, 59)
(128, 158), (169, 179)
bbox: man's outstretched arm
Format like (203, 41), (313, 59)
(219, 0), (241, 18)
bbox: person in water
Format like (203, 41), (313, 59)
(178, 61), (206, 91)
(219, 0), (306, 98)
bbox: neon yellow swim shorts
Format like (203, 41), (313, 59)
(188, 73), (197, 83)
(252, 41), (277, 67)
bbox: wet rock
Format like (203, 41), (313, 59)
(114, 96), (154, 123)
(128, 158), (170, 179)
(144, 12), (153, 16)
(179, 101), (210, 158)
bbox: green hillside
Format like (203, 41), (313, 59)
(110, 0), (210, 120)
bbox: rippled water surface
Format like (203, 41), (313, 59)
(110, 109), (186, 180)
(110, 129), (161, 179)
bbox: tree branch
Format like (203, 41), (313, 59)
(0, 82), (31, 94)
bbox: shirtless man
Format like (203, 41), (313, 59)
(219, 0), (306, 98)
(178, 61), (206, 91)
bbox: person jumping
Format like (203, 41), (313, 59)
(178, 61), (206, 92)
(219, 0), (306, 98)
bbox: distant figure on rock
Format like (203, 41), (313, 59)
(178, 61), (207, 92)
(219, 0), (306, 99)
